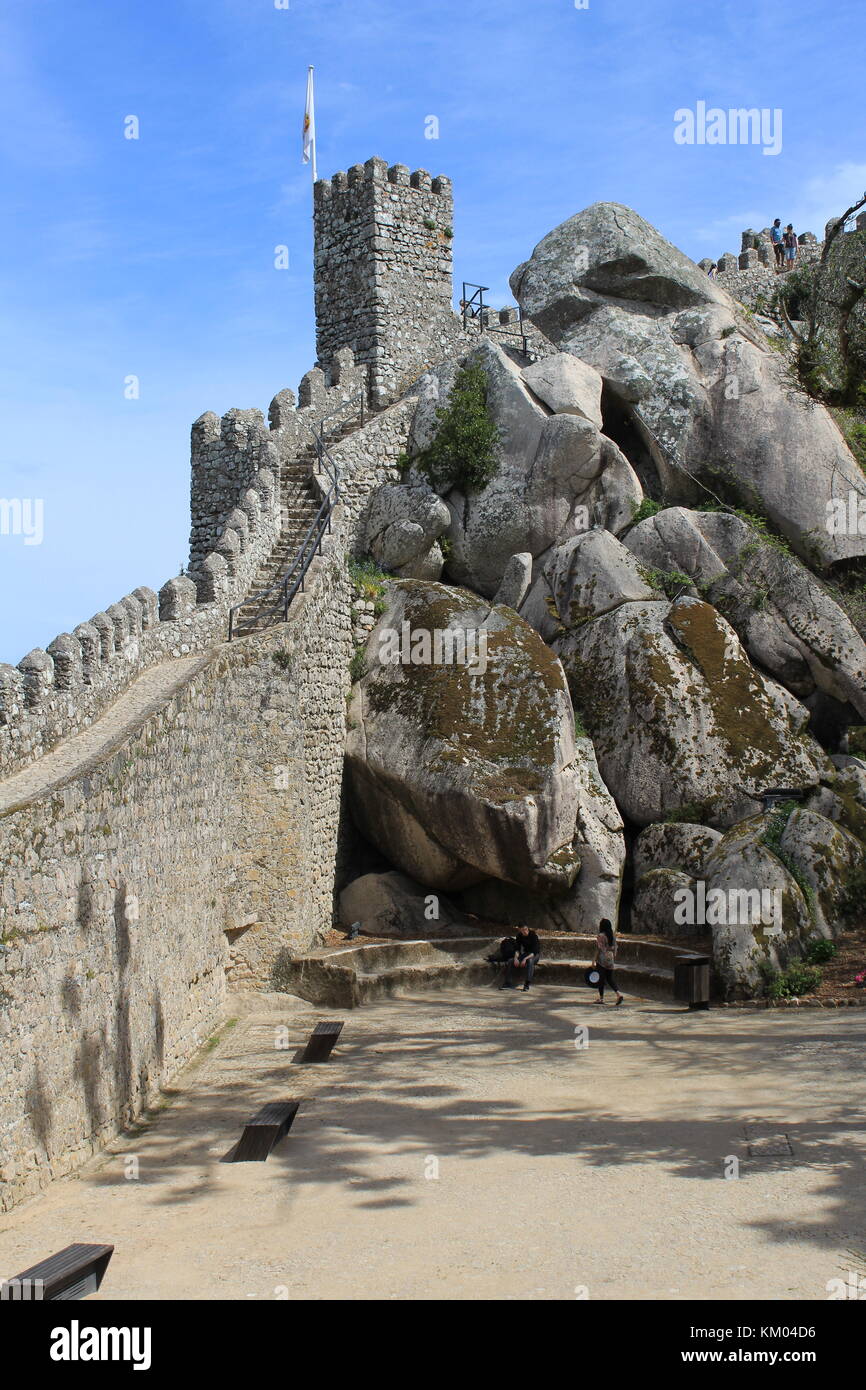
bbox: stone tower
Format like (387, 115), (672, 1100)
(313, 155), (462, 408)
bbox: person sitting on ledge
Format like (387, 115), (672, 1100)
(500, 923), (541, 992)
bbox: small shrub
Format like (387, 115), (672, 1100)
(423, 218), (436, 232)
(349, 645), (368, 684)
(631, 498), (662, 525)
(394, 452), (412, 475)
(767, 962), (822, 999)
(443, 226), (454, 239)
(644, 566), (693, 599)
(348, 555), (389, 600)
(804, 938), (837, 965)
(272, 651), (292, 672)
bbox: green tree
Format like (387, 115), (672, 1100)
(418, 363), (500, 492)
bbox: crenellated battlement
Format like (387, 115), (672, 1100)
(0, 457), (281, 782)
(266, 345), (369, 461)
(699, 224), (825, 310)
(313, 159), (452, 201)
(0, 338), (422, 784)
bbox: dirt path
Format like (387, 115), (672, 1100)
(1, 986), (863, 1300)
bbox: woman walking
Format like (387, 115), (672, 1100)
(594, 919), (624, 1007)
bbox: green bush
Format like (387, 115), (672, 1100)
(767, 962), (822, 999)
(416, 362), (500, 493)
(631, 498), (662, 525)
(644, 566), (693, 599)
(805, 938), (837, 965)
(349, 645), (368, 684)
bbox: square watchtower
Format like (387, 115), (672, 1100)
(313, 156), (462, 409)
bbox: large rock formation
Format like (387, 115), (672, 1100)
(555, 596), (832, 826)
(510, 202), (866, 566)
(458, 736), (626, 932)
(339, 197), (866, 1001)
(701, 815), (814, 996)
(345, 580), (585, 892)
(409, 339), (642, 597)
(338, 870), (479, 938)
(624, 506), (866, 721)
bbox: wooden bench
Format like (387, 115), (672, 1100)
(2, 1243), (114, 1301)
(301, 1020), (344, 1063)
(232, 1101), (300, 1162)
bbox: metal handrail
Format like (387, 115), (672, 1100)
(461, 280), (529, 355)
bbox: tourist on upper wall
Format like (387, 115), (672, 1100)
(783, 224), (799, 271)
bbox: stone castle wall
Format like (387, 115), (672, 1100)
(0, 145), (543, 1214)
(0, 383), (419, 1213)
(314, 157), (466, 409)
(0, 344), (387, 786)
(705, 225), (823, 311)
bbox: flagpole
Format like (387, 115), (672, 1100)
(306, 65), (317, 187)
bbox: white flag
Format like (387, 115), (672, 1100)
(302, 67), (316, 175)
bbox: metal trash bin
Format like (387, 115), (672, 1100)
(674, 955), (711, 1010)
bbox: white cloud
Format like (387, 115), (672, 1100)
(695, 163), (866, 254)
(785, 162), (866, 238)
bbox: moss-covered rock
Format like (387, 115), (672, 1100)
(345, 580), (586, 892)
(556, 595), (832, 826)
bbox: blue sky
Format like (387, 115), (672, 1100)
(1, 0), (863, 664)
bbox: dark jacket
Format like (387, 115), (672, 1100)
(516, 930), (541, 959)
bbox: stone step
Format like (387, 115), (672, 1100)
(278, 934), (704, 1009)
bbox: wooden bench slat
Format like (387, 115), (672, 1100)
(301, 1020), (344, 1062)
(4, 1243), (114, 1301)
(232, 1101), (299, 1162)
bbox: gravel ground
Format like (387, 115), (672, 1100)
(1, 985), (864, 1302)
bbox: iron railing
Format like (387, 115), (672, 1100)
(461, 281), (530, 354)
(226, 396), (365, 640)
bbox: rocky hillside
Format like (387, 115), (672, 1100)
(342, 202), (866, 998)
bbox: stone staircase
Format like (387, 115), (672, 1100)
(231, 404), (378, 639)
(278, 933), (710, 1009)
